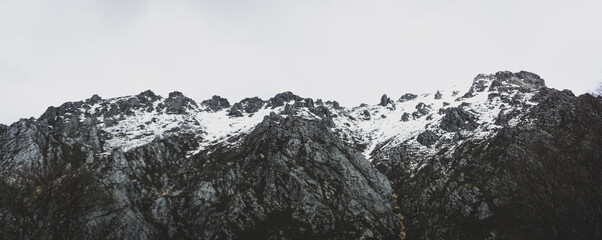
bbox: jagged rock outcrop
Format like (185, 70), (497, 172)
(412, 102), (431, 119)
(228, 107), (244, 117)
(439, 107), (477, 132)
(380, 94), (393, 106)
(401, 112), (410, 122)
(86, 94), (103, 104)
(268, 91), (303, 108)
(326, 100), (341, 109)
(201, 95), (230, 112)
(139, 89), (161, 102)
(162, 91), (198, 114)
(398, 93), (417, 102)
(228, 97), (265, 117)
(416, 130), (439, 147)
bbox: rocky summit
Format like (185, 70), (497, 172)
(0, 71), (600, 239)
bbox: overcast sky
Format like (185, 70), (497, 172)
(1, 0), (601, 124)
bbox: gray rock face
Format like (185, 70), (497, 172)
(201, 95), (230, 112)
(434, 91), (443, 100)
(86, 94), (103, 104)
(460, 71), (548, 99)
(184, 115), (401, 239)
(401, 112), (410, 122)
(412, 102), (431, 119)
(269, 91), (303, 108)
(416, 130), (439, 146)
(98, 90), (160, 117)
(363, 110), (371, 116)
(529, 88), (577, 127)
(495, 71), (546, 89)
(327, 100), (341, 109)
(229, 97), (265, 117)
(0, 119), (46, 168)
(439, 107), (477, 132)
(380, 94), (393, 106)
(227, 107), (244, 117)
(138, 89), (161, 102)
(0, 119), (122, 239)
(398, 93), (418, 102)
(485, 71), (546, 93)
(162, 91), (198, 114)
(515, 71), (546, 88)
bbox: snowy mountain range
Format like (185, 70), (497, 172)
(1, 71), (600, 239)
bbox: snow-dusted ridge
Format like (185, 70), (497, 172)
(331, 71), (544, 163)
(189, 106), (286, 155)
(36, 91), (301, 154)
(37, 71), (547, 165)
(69, 94), (290, 153)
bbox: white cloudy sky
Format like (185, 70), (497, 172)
(1, 0), (601, 124)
